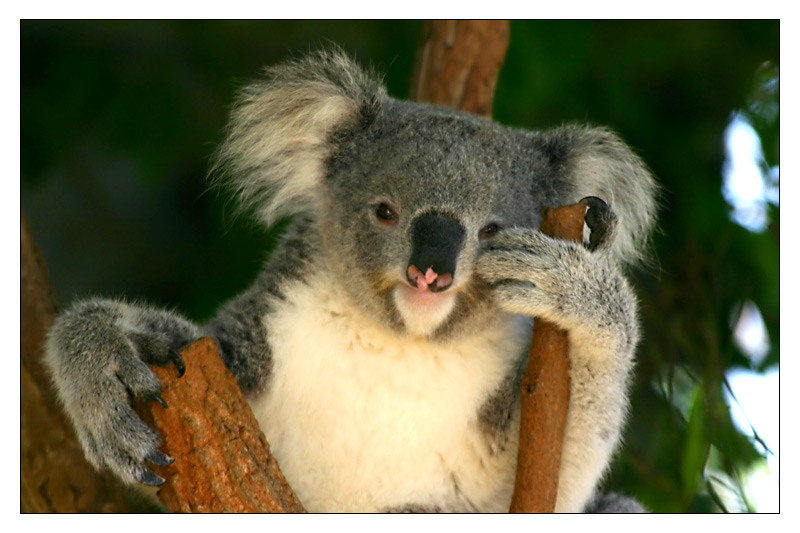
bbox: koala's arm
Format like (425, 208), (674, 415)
(203, 273), (276, 397)
(44, 298), (201, 485)
(44, 218), (308, 488)
(44, 291), (276, 488)
(479, 227), (638, 512)
(479, 127), (655, 512)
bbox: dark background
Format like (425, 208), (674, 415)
(21, 20), (779, 512)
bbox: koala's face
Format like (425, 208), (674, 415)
(319, 100), (554, 338)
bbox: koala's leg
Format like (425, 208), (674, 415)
(476, 228), (639, 513)
(44, 298), (200, 486)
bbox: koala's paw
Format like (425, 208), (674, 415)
(476, 227), (635, 339)
(128, 330), (187, 378)
(45, 305), (186, 486)
(476, 228), (581, 319)
(579, 196), (618, 252)
(64, 350), (179, 486)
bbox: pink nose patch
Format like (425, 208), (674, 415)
(407, 265), (453, 292)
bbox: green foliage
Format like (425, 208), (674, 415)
(20, 20), (779, 512)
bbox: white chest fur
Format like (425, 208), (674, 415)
(248, 272), (527, 512)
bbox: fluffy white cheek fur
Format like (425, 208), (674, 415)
(393, 285), (457, 336)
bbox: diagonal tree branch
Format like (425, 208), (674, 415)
(135, 338), (306, 512)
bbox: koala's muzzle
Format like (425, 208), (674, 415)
(407, 213), (464, 293)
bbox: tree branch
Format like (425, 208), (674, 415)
(509, 204), (586, 513)
(135, 338), (305, 512)
(410, 20), (509, 117)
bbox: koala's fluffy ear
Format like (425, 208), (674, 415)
(212, 50), (386, 227)
(545, 125), (659, 267)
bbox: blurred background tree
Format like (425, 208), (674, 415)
(20, 20), (779, 513)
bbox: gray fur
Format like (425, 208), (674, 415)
(44, 50), (656, 512)
(584, 492), (647, 513)
(44, 298), (200, 485)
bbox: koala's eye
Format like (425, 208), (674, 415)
(479, 223), (501, 240)
(375, 203), (398, 225)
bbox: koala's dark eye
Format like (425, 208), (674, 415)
(479, 223), (501, 240)
(375, 203), (398, 225)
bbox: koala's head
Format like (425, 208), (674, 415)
(319, 99), (543, 337)
(214, 50), (656, 338)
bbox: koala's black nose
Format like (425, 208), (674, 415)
(407, 213), (464, 293)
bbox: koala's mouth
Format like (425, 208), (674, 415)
(407, 265), (454, 293)
(392, 283), (458, 337)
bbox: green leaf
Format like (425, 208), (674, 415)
(682, 388), (710, 500)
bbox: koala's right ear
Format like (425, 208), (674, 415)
(212, 50), (386, 227)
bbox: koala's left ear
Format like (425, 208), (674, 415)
(212, 49), (386, 227)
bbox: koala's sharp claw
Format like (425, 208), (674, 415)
(147, 450), (175, 466)
(579, 195), (608, 210)
(579, 196), (617, 251)
(169, 349), (186, 378)
(152, 392), (168, 409)
(138, 470), (166, 486)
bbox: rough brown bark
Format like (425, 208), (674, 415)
(410, 20), (509, 117)
(509, 204), (587, 513)
(135, 338), (306, 513)
(21, 213), (147, 513)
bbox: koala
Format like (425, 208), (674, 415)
(44, 50), (657, 513)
